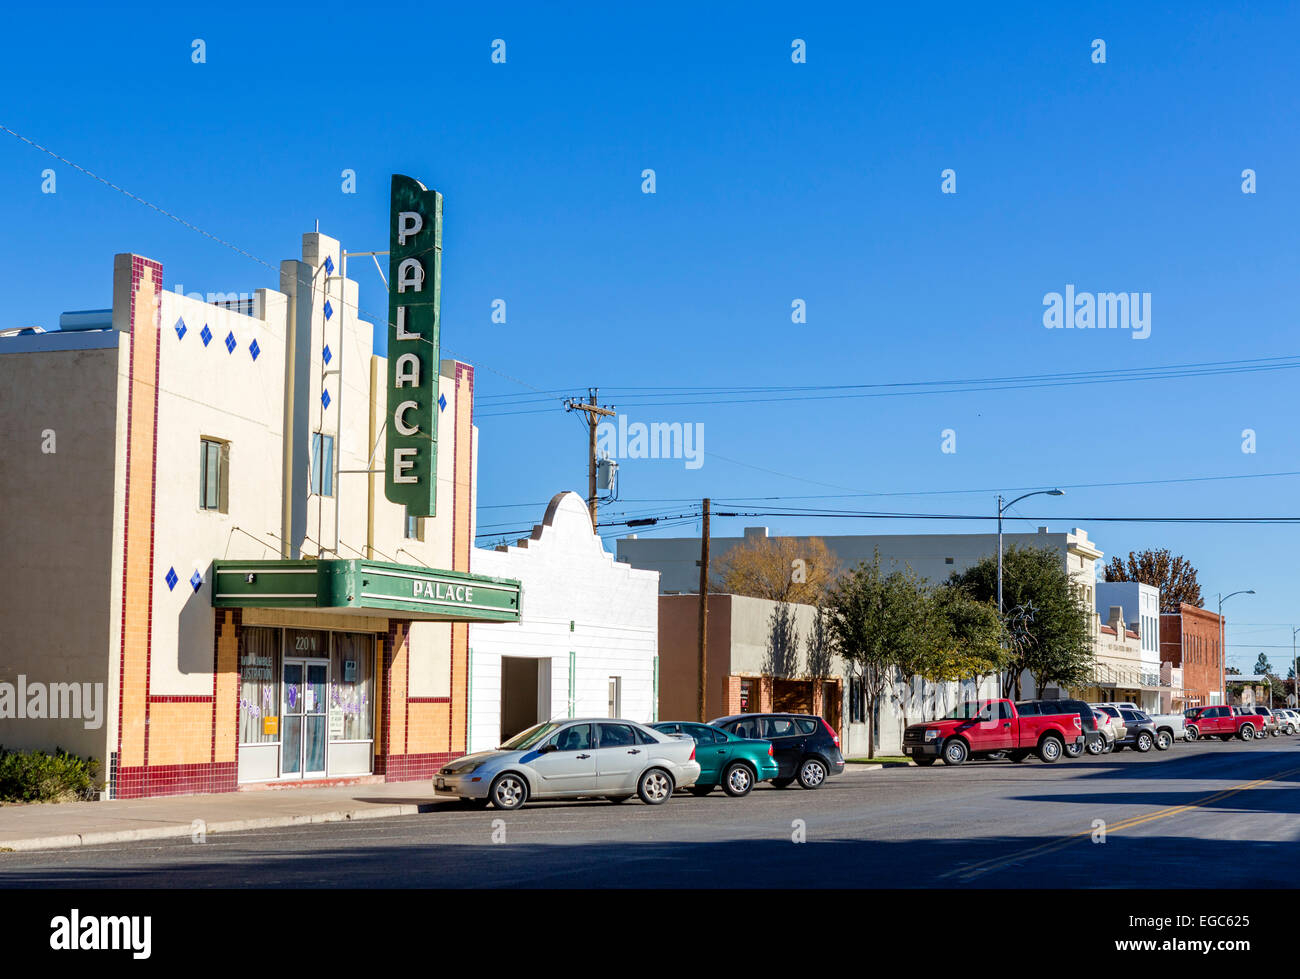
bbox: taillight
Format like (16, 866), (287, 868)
(821, 718), (841, 747)
(1073, 716), (1081, 729)
(689, 745), (695, 761)
(767, 744), (775, 756)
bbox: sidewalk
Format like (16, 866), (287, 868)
(0, 781), (446, 853)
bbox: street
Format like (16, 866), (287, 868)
(2, 738), (1296, 888)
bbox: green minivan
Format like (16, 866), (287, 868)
(652, 721), (779, 797)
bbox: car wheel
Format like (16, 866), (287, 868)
(1038, 735), (1064, 763)
(941, 738), (969, 766)
(605, 795), (633, 804)
(1288, 725), (1296, 736)
(1086, 737), (1106, 756)
(1064, 741), (1084, 759)
(1240, 725), (1255, 741)
(1156, 731), (1173, 751)
(798, 757), (828, 788)
(488, 773), (528, 811)
(770, 777), (795, 788)
(1136, 732), (1154, 753)
(638, 768), (674, 805)
(722, 763), (756, 797)
(1185, 726), (1198, 742)
(688, 785), (714, 797)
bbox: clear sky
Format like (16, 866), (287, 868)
(2, 2), (1298, 673)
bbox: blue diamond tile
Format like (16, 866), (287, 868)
(323, 300), (333, 320)
(165, 567), (179, 591)
(322, 345), (332, 365)
(249, 338), (261, 361)
(174, 317), (187, 340)
(200, 324), (212, 347)
(321, 388), (331, 410)
(224, 331), (236, 354)
(190, 570), (203, 591)
(324, 256), (334, 275)
(438, 393), (447, 412)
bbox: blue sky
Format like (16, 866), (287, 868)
(3, 2), (1299, 672)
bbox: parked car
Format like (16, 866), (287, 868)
(1094, 701), (1184, 748)
(1241, 706), (1281, 737)
(1088, 710), (1119, 755)
(434, 718), (700, 810)
(1274, 709), (1299, 735)
(1091, 705), (1130, 744)
(709, 713), (845, 788)
(1113, 709), (1160, 753)
(1017, 699), (1105, 757)
(901, 698), (1085, 765)
(1184, 705), (1264, 742)
(651, 720), (778, 797)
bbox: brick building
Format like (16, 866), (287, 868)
(1160, 603), (1225, 708)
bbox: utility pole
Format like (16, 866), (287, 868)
(564, 389), (615, 531)
(698, 498), (710, 722)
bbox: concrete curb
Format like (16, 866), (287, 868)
(0, 801), (441, 853)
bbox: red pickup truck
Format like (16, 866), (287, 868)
(1185, 705), (1267, 742)
(902, 698), (1086, 766)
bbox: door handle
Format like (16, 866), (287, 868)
(577, 753), (590, 759)
(716, 748), (726, 754)
(627, 749), (641, 754)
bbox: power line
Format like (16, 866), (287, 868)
(474, 355), (1300, 417)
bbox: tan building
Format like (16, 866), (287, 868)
(657, 593), (997, 756)
(0, 230), (520, 798)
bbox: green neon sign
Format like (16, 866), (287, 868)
(384, 174), (442, 516)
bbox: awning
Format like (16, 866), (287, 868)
(212, 558), (521, 623)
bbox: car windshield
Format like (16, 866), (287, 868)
(498, 721), (564, 751)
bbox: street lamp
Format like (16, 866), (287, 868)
(1291, 626), (1299, 709)
(1216, 590), (1254, 706)
(997, 488), (1064, 696)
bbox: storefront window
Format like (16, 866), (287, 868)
(330, 632), (374, 741)
(239, 627), (280, 744)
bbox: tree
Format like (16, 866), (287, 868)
(714, 535), (839, 605)
(1254, 652), (1273, 676)
(825, 550), (931, 758)
(911, 585), (1006, 721)
(947, 545), (1094, 698)
(1103, 548), (1203, 612)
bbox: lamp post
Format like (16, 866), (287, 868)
(1216, 590), (1254, 706)
(996, 488), (1064, 696)
(1291, 626), (1299, 709)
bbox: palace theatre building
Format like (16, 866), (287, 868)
(0, 202), (521, 797)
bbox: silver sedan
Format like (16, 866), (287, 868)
(434, 718), (701, 810)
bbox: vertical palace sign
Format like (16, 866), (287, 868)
(385, 174), (442, 516)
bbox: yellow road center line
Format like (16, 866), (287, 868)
(938, 764), (1300, 882)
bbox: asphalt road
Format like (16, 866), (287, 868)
(2, 737), (1297, 888)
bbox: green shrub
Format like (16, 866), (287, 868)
(0, 747), (100, 803)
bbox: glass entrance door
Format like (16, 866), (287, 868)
(282, 659), (328, 778)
